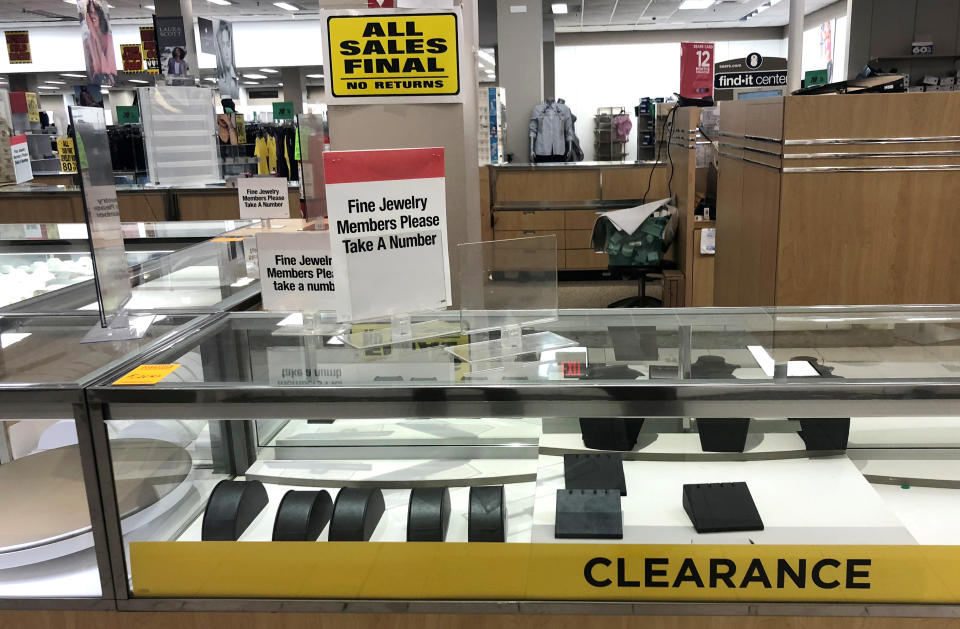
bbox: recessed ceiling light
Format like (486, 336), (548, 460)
(45, 80), (66, 84)
(259, 68), (278, 74)
(273, 1), (299, 10)
(678, 0), (714, 9)
(61, 73), (87, 78)
(306, 73), (324, 78)
(243, 73), (267, 79)
(207, 0), (232, 6)
(551, 3), (567, 14)
(129, 79), (149, 84)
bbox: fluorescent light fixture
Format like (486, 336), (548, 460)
(678, 0), (713, 9)
(306, 73), (324, 78)
(477, 49), (496, 65)
(1, 332), (30, 348)
(243, 73), (267, 79)
(259, 68), (279, 74)
(207, 0), (232, 5)
(551, 3), (567, 14)
(204, 77), (218, 82)
(36, 85), (58, 90)
(61, 73), (87, 78)
(273, 1), (299, 10)
(145, 4), (155, 8)
(243, 81), (259, 85)
(45, 80), (66, 84)
(129, 79), (149, 84)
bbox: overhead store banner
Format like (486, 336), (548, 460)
(323, 147), (451, 322)
(714, 53), (787, 101)
(154, 16), (191, 85)
(77, 0), (118, 86)
(322, 9), (462, 103)
(4, 31), (31, 64)
(139, 26), (159, 74)
(120, 43), (143, 72)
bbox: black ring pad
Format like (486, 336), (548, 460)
(564, 452), (627, 495)
(201, 479), (269, 541)
(468, 485), (506, 542)
(697, 417), (750, 453)
(406, 487), (451, 542)
(328, 487), (385, 541)
(578, 418), (645, 451)
(682, 482), (764, 533)
(272, 490), (333, 541)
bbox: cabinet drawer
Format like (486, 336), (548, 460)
(563, 210), (599, 230)
(566, 249), (608, 270)
(494, 229), (564, 249)
(493, 210), (564, 230)
(564, 229), (594, 249)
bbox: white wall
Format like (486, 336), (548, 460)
(555, 35), (787, 161)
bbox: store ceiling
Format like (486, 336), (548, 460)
(551, 0), (839, 31)
(0, 0), (345, 24)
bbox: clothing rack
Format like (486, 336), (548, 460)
(594, 106), (630, 162)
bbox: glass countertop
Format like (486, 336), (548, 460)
(0, 220), (258, 242)
(0, 313), (202, 386)
(98, 306), (960, 388)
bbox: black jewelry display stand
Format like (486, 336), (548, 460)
(468, 485), (506, 542)
(697, 418), (750, 453)
(682, 482), (764, 533)
(690, 355), (739, 378)
(272, 490), (333, 541)
(328, 488), (385, 541)
(788, 357), (850, 451)
(407, 487), (451, 542)
(201, 480), (269, 541)
(555, 489), (623, 539)
(564, 453), (627, 495)
(578, 418), (645, 451)
(796, 418), (850, 451)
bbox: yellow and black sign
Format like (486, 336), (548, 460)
(25, 92), (39, 123)
(326, 12), (459, 98)
(56, 138), (77, 173)
(131, 542), (960, 603)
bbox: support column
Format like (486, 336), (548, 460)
(543, 16), (555, 101)
(787, 0), (805, 91)
(496, 0), (543, 162)
(281, 67), (305, 114)
(155, 0), (199, 84)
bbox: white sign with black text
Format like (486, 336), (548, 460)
(323, 147), (451, 322)
(237, 178), (290, 219)
(257, 231), (336, 312)
(10, 134), (32, 184)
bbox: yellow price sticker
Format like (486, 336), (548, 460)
(113, 364), (181, 385)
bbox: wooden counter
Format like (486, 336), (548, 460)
(0, 185), (302, 223)
(715, 91), (960, 307)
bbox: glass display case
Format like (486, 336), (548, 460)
(0, 220), (307, 315)
(85, 306), (960, 614)
(0, 312), (207, 609)
(0, 221), (257, 309)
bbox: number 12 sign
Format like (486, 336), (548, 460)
(680, 42), (714, 101)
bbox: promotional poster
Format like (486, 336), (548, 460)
(77, 0), (117, 86)
(74, 84), (104, 108)
(155, 16), (192, 85)
(213, 19), (239, 98)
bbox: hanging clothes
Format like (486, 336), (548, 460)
(614, 113), (633, 143)
(267, 135), (278, 173)
(530, 100), (574, 157)
(254, 136), (269, 175)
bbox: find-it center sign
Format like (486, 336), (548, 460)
(322, 9), (461, 103)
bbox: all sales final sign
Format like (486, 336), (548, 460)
(325, 11), (460, 99)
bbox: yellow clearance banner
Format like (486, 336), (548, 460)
(326, 13), (459, 98)
(130, 542), (960, 603)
